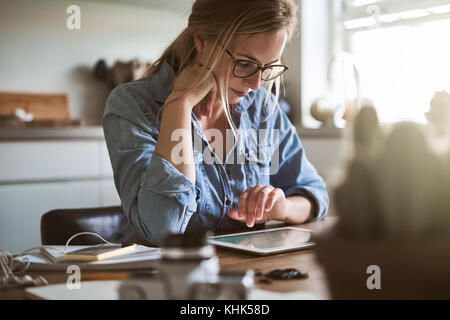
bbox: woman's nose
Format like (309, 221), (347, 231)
(245, 70), (262, 90)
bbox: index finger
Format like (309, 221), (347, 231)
(237, 190), (249, 219)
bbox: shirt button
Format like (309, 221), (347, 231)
(225, 199), (231, 206)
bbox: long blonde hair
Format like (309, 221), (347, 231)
(146, 0), (298, 134)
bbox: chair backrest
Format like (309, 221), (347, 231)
(40, 206), (124, 245)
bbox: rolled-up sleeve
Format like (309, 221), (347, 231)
(103, 84), (198, 245)
(269, 108), (329, 222)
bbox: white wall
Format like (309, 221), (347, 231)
(300, 0), (333, 128)
(0, 0), (187, 124)
(282, 1), (301, 126)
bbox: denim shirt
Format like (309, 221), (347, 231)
(102, 61), (329, 245)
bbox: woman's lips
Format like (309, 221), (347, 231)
(231, 88), (248, 97)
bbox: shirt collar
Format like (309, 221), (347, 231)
(150, 60), (256, 113)
(150, 61), (176, 104)
(233, 90), (256, 113)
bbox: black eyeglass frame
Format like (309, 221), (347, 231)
(224, 49), (289, 81)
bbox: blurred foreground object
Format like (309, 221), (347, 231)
(426, 90), (450, 139)
(316, 106), (450, 299)
(118, 233), (254, 300)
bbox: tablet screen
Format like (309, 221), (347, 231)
(211, 228), (312, 250)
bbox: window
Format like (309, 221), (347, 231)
(301, 0), (450, 128)
(342, 0), (450, 124)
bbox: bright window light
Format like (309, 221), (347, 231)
(347, 0), (384, 7)
(428, 4), (450, 14)
(344, 17), (376, 29)
(351, 19), (450, 124)
(379, 13), (402, 23)
(398, 9), (430, 19)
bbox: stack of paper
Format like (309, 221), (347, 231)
(16, 245), (161, 271)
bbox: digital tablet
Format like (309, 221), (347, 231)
(208, 227), (314, 255)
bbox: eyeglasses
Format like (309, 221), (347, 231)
(224, 49), (289, 81)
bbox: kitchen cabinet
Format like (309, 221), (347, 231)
(0, 127), (120, 253)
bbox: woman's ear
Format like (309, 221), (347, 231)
(193, 32), (207, 55)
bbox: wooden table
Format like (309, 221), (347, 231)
(0, 217), (337, 300)
(218, 217), (336, 299)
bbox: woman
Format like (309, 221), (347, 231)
(103, 0), (329, 245)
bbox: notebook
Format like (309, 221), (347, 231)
(63, 244), (137, 262)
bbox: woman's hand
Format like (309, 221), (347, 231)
(166, 63), (217, 117)
(227, 184), (288, 228)
(156, 62), (217, 185)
